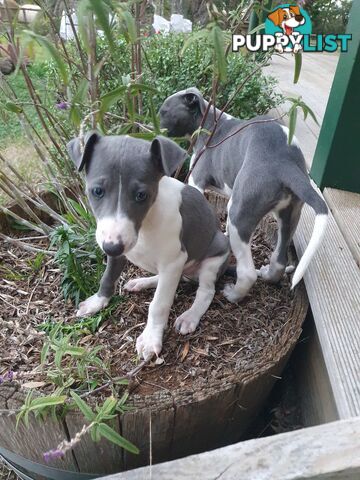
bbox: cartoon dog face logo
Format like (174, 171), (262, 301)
(268, 5), (305, 36)
(267, 5), (306, 53)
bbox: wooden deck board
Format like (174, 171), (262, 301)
(293, 189), (360, 419)
(264, 52), (339, 170)
(100, 417), (360, 480)
(324, 188), (360, 267)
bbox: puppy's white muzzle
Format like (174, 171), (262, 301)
(96, 216), (137, 256)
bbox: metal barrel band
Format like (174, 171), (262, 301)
(0, 446), (99, 480)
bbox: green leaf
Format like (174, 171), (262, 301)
(248, 23), (265, 35)
(118, 9), (137, 44)
(211, 25), (227, 82)
(128, 84), (158, 95)
(100, 85), (127, 114)
(293, 52), (302, 84)
(303, 105), (319, 126)
(98, 423), (139, 454)
(88, 0), (115, 52)
(22, 30), (68, 86)
(70, 391), (96, 422)
(54, 349), (63, 368)
(2, 101), (23, 114)
(97, 396), (117, 418)
(288, 106), (298, 145)
(129, 132), (157, 140)
(64, 346), (86, 356)
(67, 199), (91, 220)
(181, 29), (208, 56)
(77, 0), (91, 52)
(28, 395), (67, 411)
(69, 79), (89, 127)
(40, 342), (50, 365)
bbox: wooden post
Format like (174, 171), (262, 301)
(310, 1), (360, 194)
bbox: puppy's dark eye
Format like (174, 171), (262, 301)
(135, 191), (147, 202)
(92, 186), (105, 198)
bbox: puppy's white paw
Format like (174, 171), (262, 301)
(175, 310), (200, 335)
(256, 264), (272, 280)
(76, 294), (109, 317)
(124, 278), (151, 292)
(222, 283), (243, 303)
(136, 327), (163, 361)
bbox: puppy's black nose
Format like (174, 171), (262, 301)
(295, 14), (303, 21)
(103, 241), (124, 257)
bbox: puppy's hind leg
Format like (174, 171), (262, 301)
(77, 255), (126, 317)
(222, 186), (268, 303)
(223, 221), (257, 303)
(257, 199), (302, 283)
(175, 250), (229, 335)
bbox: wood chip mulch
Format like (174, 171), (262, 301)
(0, 221), (301, 402)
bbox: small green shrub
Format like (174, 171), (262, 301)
(141, 33), (280, 119)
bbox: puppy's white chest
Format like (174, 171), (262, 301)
(126, 233), (165, 274)
(125, 177), (185, 274)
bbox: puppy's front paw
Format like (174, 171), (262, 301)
(124, 277), (153, 292)
(76, 294), (109, 317)
(136, 327), (163, 361)
(175, 310), (200, 335)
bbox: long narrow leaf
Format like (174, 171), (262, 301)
(98, 423), (139, 454)
(22, 30), (69, 86)
(293, 52), (302, 84)
(118, 9), (137, 44)
(70, 391), (96, 422)
(100, 85), (127, 114)
(212, 25), (227, 82)
(288, 106), (298, 145)
(29, 395), (67, 410)
(88, 0), (115, 52)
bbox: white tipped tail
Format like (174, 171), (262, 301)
(291, 213), (328, 289)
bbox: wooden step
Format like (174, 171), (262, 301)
(324, 188), (360, 267)
(99, 417), (360, 480)
(293, 186), (360, 420)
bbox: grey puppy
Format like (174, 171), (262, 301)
(67, 132), (229, 360)
(159, 88), (328, 302)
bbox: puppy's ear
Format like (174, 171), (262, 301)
(289, 5), (301, 16)
(267, 8), (282, 26)
(182, 89), (206, 114)
(67, 131), (100, 172)
(183, 92), (199, 108)
(151, 136), (187, 176)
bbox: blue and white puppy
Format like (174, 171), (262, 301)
(159, 88), (328, 302)
(67, 132), (229, 360)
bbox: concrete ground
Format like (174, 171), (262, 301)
(264, 52), (339, 169)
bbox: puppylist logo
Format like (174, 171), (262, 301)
(232, 3), (352, 54)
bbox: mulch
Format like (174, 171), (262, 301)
(0, 220), (299, 402)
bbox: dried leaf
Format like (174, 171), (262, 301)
(22, 381), (46, 389)
(180, 341), (190, 362)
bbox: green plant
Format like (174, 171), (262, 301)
(0, 0), (312, 460)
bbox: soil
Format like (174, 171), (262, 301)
(0, 219), (299, 402)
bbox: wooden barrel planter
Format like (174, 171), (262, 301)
(0, 190), (308, 479)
